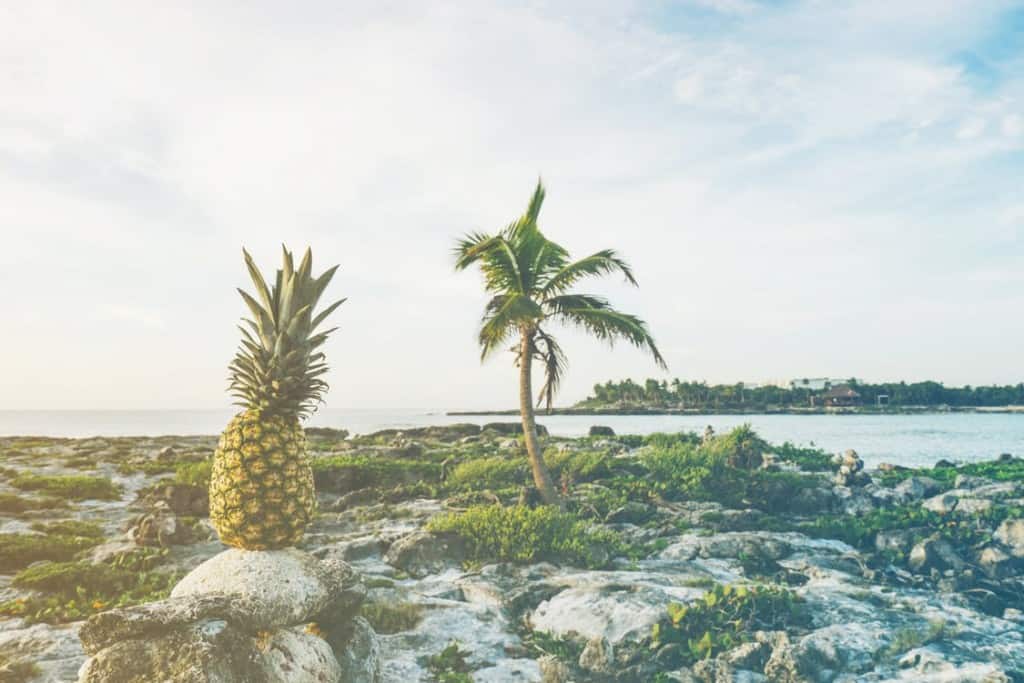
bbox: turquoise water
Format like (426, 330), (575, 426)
(0, 410), (1021, 469)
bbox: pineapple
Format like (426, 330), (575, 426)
(209, 246), (344, 550)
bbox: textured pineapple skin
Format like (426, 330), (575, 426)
(209, 410), (316, 550)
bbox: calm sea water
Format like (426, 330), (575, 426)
(1, 410), (1021, 469)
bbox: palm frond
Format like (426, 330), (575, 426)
(478, 294), (541, 360)
(539, 249), (637, 297)
(454, 232), (526, 295)
(546, 295), (667, 369)
(533, 328), (567, 412)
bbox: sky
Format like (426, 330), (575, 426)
(1, 0), (1022, 411)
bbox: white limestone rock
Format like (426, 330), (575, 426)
(171, 549), (354, 629)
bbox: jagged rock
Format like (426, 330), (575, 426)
(481, 422), (548, 436)
(897, 648), (1012, 680)
(589, 425), (615, 437)
(721, 641), (769, 671)
(78, 619), (343, 683)
(922, 492), (959, 515)
(530, 575), (693, 646)
(80, 594), (264, 655)
(695, 533), (793, 562)
(760, 631), (802, 683)
(331, 617), (382, 683)
(994, 519), (1024, 557)
(157, 446), (178, 462)
(833, 450), (868, 487)
(934, 459), (957, 469)
(0, 622), (83, 683)
(954, 497), (993, 515)
(172, 550), (363, 629)
(578, 636), (614, 674)
(788, 485), (835, 514)
(893, 476), (941, 502)
(325, 488), (380, 511)
(383, 531), (466, 578)
(908, 535), (965, 573)
(832, 486), (876, 515)
(954, 474), (991, 490)
(875, 528), (919, 555)
(692, 658), (733, 682)
(977, 545), (1016, 579)
(77, 618), (261, 683)
(129, 501), (193, 547)
(258, 627), (342, 683)
(538, 655), (570, 683)
(604, 502), (654, 524)
(156, 484), (210, 516)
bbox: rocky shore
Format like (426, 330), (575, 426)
(1, 426), (1022, 682)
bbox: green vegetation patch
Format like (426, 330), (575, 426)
(175, 461), (212, 488)
(446, 456), (526, 491)
(882, 620), (954, 659)
(772, 442), (833, 472)
(799, 505), (1022, 555)
(0, 533), (101, 572)
(0, 492), (66, 514)
(875, 458), (1024, 488)
(313, 455), (442, 492)
(29, 519), (105, 539)
(638, 426), (827, 513)
(0, 548), (177, 624)
(427, 504), (623, 568)
(360, 601), (424, 634)
(10, 473), (122, 501)
(546, 449), (615, 483)
(652, 584), (810, 666)
(426, 642), (473, 683)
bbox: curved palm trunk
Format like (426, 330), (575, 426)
(519, 329), (561, 507)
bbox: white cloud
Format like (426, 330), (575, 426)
(1003, 113), (1023, 137)
(957, 117), (988, 139)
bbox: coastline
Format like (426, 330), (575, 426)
(448, 405), (1024, 416)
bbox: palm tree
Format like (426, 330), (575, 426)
(454, 180), (666, 506)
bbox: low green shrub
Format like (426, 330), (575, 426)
(427, 505), (623, 568)
(0, 558), (180, 624)
(546, 449), (614, 483)
(640, 426), (823, 513)
(30, 520), (105, 538)
(799, 505), (1022, 553)
(426, 642), (473, 683)
(0, 493), (66, 513)
(701, 425), (769, 469)
(875, 457), (1024, 488)
(175, 461), (212, 488)
(446, 456), (525, 491)
(0, 533), (100, 572)
(10, 474), (122, 501)
(643, 431), (701, 449)
(652, 584), (810, 666)
(772, 442), (833, 472)
(313, 455), (442, 492)
(524, 630), (584, 662)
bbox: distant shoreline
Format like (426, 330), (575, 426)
(449, 405), (1024, 416)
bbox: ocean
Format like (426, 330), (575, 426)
(1, 409), (1022, 469)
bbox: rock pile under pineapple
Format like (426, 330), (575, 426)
(77, 549), (377, 682)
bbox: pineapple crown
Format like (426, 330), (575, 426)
(229, 246), (345, 420)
